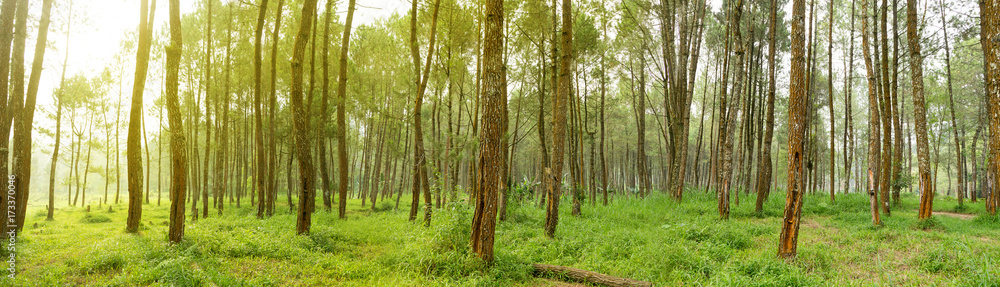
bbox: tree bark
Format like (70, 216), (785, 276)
(545, 0), (572, 238)
(938, 0), (965, 207)
(10, 0), (52, 233)
(980, 0), (1000, 215)
(409, 0), (442, 226)
(531, 264), (653, 287)
(861, 0), (883, 226)
(778, 0), (807, 259)
(291, 0), (319, 235)
(165, 0), (188, 243)
(470, 0), (505, 264)
(253, 0), (269, 219)
(756, 0), (778, 213)
(126, 0), (156, 234)
(909, 0), (934, 219)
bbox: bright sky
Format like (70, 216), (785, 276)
(29, 0), (407, 144)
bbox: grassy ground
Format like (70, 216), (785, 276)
(1, 188), (998, 286)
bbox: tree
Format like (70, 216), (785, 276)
(909, 0), (933, 220)
(937, 0), (964, 207)
(827, 0), (835, 203)
(756, 0), (779, 213)
(778, 0), (807, 259)
(861, 0), (883, 226)
(291, 0), (319, 235)
(268, 0), (286, 217)
(981, 0), (1000, 215)
(0, 0), (17, 226)
(409, 0), (442, 226)
(470, 0), (506, 264)
(126, 0), (156, 234)
(318, 0), (333, 212)
(718, 0), (746, 220)
(544, 0), (572, 238)
(165, 0), (188, 243)
(10, 0), (53, 233)
(253, 0), (269, 219)
(336, 0), (356, 222)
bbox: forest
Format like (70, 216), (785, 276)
(0, 0), (999, 285)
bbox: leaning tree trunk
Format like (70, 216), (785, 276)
(409, 0), (442, 226)
(778, 0), (807, 259)
(10, 0), (52, 233)
(165, 0), (188, 243)
(125, 0), (155, 234)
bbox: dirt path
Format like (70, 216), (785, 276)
(933, 211), (976, 220)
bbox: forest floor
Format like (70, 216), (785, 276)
(1, 188), (999, 286)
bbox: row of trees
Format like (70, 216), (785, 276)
(4, 0), (999, 264)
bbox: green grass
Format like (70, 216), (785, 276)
(2, 189), (999, 286)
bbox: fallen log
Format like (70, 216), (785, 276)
(531, 263), (654, 287)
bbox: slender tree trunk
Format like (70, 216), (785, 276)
(126, 0), (156, 234)
(545, 0), (572, 238)
(165, 0), (188, 243)
(862, 0), (883, 226)
(938, 0), (965, 207)
(253, 0), (269, 219)
(909, 0), (934, 219)
(827, 0), (835, 202)
(10, 0), (51, 232)
(409, 0), (442, 226)
(318, 0), (333, 212)
(979, 0), (999, 215)
(756, 0), (778, 213)
(844, 0), (856, 195)
(268, 0), (285, 217)
(290, 0), (319, 235)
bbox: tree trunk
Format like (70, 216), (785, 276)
(531, 264), (653, 287)
(980, 0), (1000, 215)
(126, 0), (155, 234)
(909, 0), (934, 219)
(318, 0), (333, 212)
(861, 0), (883, 226)
(291, 0), (319, 235)
(253, 0), (269, 219)
(778, 0), (807, 259)
(268, 0), (286, 217)
(544, 0), (572, 238)
(409, 0), (442, 226)
(165, 0), (188, 243)
(10, 0), (52, 233)
(756, 0), (778, 213)
(938, 0), (965, 207)
(469, 0), (505, 264)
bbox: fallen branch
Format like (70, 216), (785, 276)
(532, 263), (654, 287)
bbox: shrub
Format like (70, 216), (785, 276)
(80, 214), (112, 224)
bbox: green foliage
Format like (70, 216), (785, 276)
(80, 214), (112, 224)
(915, 216), (944, 230)
(8, 190), (1000, 286)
